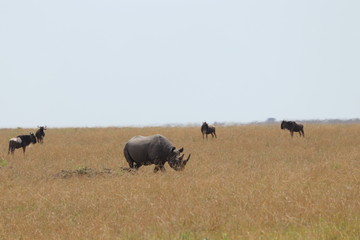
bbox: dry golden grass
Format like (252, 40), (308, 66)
(0, 124), (360, 239)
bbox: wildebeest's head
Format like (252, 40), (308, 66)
(281, 121), (288, 129)
(167, 147), (191, 171)
(201, 122), (209, 131)
(37, 126), (47, 132)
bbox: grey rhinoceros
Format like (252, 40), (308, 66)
(123, 134), (191, 173)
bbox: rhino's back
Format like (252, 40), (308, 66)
(125, 134), (173, 163)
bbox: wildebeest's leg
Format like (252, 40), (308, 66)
(213, 130), (217, 138)
(22, 146), (26, 154)
(290, 131), (294, 137)
(8, 142), (15, 155)
(8, 143), (14, 154)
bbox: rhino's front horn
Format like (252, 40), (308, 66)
(184, 154), (191, 163)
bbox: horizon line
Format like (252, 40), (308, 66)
(1, 118), (359, 129)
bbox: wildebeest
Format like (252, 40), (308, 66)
(281, 120), (304, 137)
(35, 126), (47, 143)
(123, 134), (191, 173)
(8, 133), (37, 154)
(201, 122), (217, 139)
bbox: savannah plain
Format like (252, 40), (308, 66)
(0, 124), (360, 239)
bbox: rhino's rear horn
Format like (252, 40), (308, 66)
(179, 154), (184, 160)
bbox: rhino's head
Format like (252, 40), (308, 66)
(168, 147), (191, 171)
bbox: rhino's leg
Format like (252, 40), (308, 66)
(124, 148), (138, 169)
(127, 160), (134, 168)
(128, 161), (142, 170)
(153, 165), (165, 173)
(134, 163), (142, 170)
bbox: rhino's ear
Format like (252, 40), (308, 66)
(171, 147), (176, 152)
(179, 147), (184, 153)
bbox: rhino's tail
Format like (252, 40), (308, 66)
(123, 145), (135, 168)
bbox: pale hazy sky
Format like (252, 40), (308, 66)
(1, 0), (359, 128)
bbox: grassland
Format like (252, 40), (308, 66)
(0, 124), (360, 239)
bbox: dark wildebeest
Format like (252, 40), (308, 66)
(281, 120), (304, 137)
(35, 126), (47, 143)
(8, 133), (37, 154)
(201, 122), (217, 139)
(123, 134), (191, 173)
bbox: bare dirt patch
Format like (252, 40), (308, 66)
(54, 166), (136, 179)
